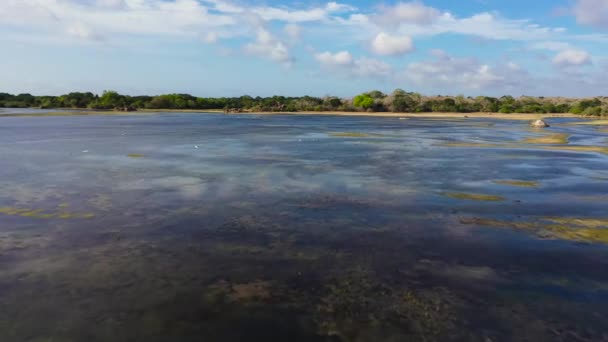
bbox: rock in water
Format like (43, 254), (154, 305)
(530, 119), (549, 128)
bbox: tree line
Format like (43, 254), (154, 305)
(0, 90), (606, 116)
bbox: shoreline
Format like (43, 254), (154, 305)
(0, 108), (586, 120)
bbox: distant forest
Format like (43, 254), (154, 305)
(1, 90), (606, 115)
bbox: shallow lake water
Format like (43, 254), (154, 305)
(0, 112), (607, 341)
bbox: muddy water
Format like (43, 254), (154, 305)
(0, 113), (607, 341)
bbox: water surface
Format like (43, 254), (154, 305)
(1, 112), (607, 341)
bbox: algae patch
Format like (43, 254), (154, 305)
(443, 192), (505, 202)
(460, 216), (608, 244)
(0, 207), (95, 219)
(493, 180), (539, 188)
(572, 120), (608, 126)
(442, 141), (608, 155)
(329, 132), (372, 138)
(127, 153), (145, 158)
(522, 133), (569, 145)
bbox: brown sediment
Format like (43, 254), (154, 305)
(229, 280), (272, 301)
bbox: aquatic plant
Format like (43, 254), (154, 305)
(443, 192), (505, 202)
(493, 180), (539, 188)
(442, 141), (608, 155)
(127, 153), (145, 158)
(522, 133), (569, 144)
(329, 132), (372, 138)
(0, 206), (95, 219)
(460, 216), (608, 244)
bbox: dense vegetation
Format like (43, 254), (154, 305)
(1, 90), (606, 115)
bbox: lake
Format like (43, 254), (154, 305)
(0, 112), (607, 341)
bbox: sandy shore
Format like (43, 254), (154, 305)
(0, 109), (584, 120)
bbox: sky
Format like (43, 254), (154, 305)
(1, 0), (608, 97)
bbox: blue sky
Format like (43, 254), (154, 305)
(1, 0), (607, 97)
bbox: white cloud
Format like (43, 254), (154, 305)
(353, 57), (392, 77)
(531, 41), (573, 51)
(572, 0), (608, 28)
(326, 2), (356, 13)
(315, 51), (353, 66)
(284, 24), (302, 41)
(374, 2), (440, 27)
(370, 32), (414, 56)
(315, 50), (392, 78)
(401, 51), (527, 91)
(96, 0), (126, 9)
(244, 28), (293, 65)
(66, 23), (104, 41)
(553, 49), (592, 67)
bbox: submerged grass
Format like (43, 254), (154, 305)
(460, 216), (608, 244)
(442, 142), (608, 155)
(329, 132), (372, 138)
(0, 206), (95, 219)
(443, 192), (505, 202)
(522, 133), (570, 144)
(493, 180), (539, 188)
(571, 120), (608, 126)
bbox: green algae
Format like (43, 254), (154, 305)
(522, 133), (570, 144)
(571, 120), (608, 126)
(493, 180), (539, 188)
(0, 206), (95, 219)
(443, 192), (505, 202)
(543, 217), (608, 229)
(442, 141), (608, 155)
(127, 153), (145, 158)
(460, 216), (608, 244)
(329, 132), (372, 138)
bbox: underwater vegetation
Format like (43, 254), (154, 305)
(0, 206), (95, 219)
(443, 192), (505, 202)
(442, 142), (608, 155)
(493, 180), (539, 188)
(127, 153), (145, 158)
(572, 120), (608, 126)
(329, 132), (374, 138)
(460, 217), (608, 244)
(522, 133), (570, 144)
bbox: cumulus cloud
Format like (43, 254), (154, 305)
(244, 28), (293, 65)
(284, 23), (302, 41)
(572, 0), (608, 28)
(325, 2), (357, 13)
(315, 51), (392, 78)
(353, 57), (392, 77)
(401, 50), (528, 90)
(553, 49), (592, 67)
(315, 51), (353, 66)
(370, 32), (414, 56)
(374, 1), (440, 27)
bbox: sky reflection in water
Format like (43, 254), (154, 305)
(0, 113), (607, 341)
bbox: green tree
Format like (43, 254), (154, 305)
(353, 94), (374, 109)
